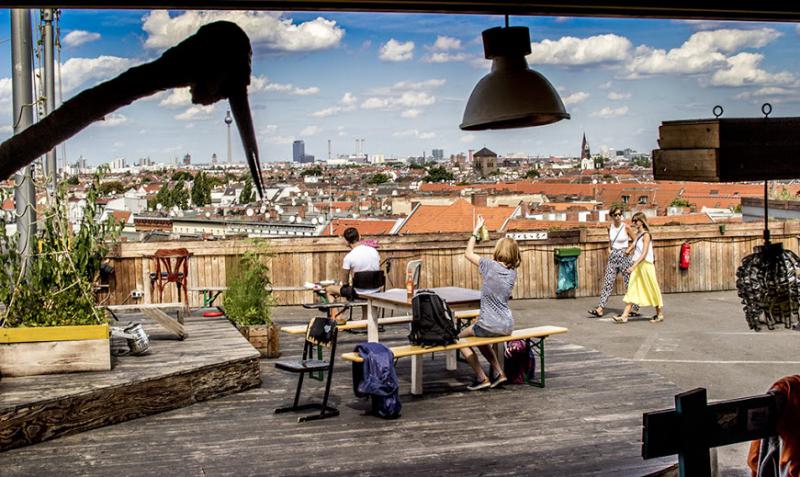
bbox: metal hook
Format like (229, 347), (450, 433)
(713, 105), (723, 118)
(762, 103), (772, 118)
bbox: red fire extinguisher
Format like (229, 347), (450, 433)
(679, 242), (691, 270)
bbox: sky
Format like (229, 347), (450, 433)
(2, 9), (800, 166)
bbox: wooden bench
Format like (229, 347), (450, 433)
(280, 309), (481, 335)
(342, 325), (568, 395)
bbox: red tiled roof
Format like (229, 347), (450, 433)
(110, 211), (132, 224)
(314, 201), (355, 211)
(399, 199), (517, 234)
(322, 218), (397, 237)
(2, 198), (13, 210)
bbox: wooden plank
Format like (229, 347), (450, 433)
(653, 149), (720, 182)
(0, 324), (109, 343)
(658, 121), (720, 149)
(140, 308), (187, 340)
(0, 338), (110, 377)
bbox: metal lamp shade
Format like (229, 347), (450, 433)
(460, 26), (570, 130)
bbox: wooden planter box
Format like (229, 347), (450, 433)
(237, 324), (280, 358)
(653, 117), (800, 182)
(0, 324), (110, 377)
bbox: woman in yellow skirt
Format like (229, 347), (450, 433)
(613, 212), (664, 323)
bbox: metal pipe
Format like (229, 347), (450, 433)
(11, 9), (37, 266)
(42, 8), (57, 190)
(764, 180), (770, 244)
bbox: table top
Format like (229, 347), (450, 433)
(360, 287), (480, 305)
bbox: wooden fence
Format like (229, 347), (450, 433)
(104, 222), (800, 307)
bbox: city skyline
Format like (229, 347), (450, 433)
(2, 10), (800, 165)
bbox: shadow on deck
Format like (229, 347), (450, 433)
(0, 308), (678, 476)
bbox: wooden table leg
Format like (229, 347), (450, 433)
(367, 300), (379, 343)
(411, 354), (423, 395)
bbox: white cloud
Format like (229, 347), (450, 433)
(311, 107), (340, 118)
(0, 125), (12, 134)
(175, 104), (216, 120)
(380, 39), (414, 62)
(292, 87), (320, 96)
(310, 92), (357, 118)
(387, 79), (446, 92)
(400, 109), (421, 118)
(590, 106), (629, 118)
(341, 92), (357, 105)
(430, 36), (462, 51)
(159, 87), (192, 108)
(249, 75), (319, 96)
(299, 125), (321, 136)
(735, 86), (800, 103)
(598, 81), (612, 89)
(423, 36), (466, 62)
(266, 135), (295, 145)
(63, 30), (101, 47)
(59, 56), (140, 93)
(98, 113), (128, 127)
(709, 52), (797, 87)
(142, 11), (344, 52)
(392, 129), (436, 139)
(0, 77), (11, 115)
(528, 34), (632, 66)
(627, 28), (781, 76)
(563, 91), (589, 105)
(361, 91), (436, 111)
(608, 91), (632, 100)
(461, 134), (475, 143)
(424, 52), (468, 63)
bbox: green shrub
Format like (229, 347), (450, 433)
(223, 248), (274, 326)
(0, 171), (121, 327)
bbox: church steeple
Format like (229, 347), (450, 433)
(581, 133), (591, 160)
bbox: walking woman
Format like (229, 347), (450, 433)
(588, 206), (639, 318)
(613, 212), (664, 323)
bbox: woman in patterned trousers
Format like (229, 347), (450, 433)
(588, 207), (639, 318)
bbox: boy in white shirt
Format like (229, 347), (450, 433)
(324, 227), (382, 304)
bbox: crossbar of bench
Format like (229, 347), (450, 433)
(341, 326), (567, 362)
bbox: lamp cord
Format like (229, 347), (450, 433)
(505, 15), (509, 28)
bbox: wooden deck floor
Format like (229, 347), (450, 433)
(0, 311), (678, 476)
(0, 313), (260, 451)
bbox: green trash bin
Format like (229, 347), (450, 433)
(554, 247), (581, 294)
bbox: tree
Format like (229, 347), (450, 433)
(155, 183), (173, 209)
(669, 198), (691, 208)
(524, 169), (540, 179)
(172, 179), (190, 210)
(239, 178), (255, 204)
(172, 170), (193, 181)
(423, 166), (454, 182)
(65, 175), (80, 185)
(367, 173), (390, 185)
(99, 180), (127, 196)
(192, 171), (212, 207)
(301, 166), (323, 177)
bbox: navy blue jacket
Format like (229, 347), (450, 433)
(352, 342), (401, 419)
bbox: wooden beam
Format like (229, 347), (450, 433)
(140, 308), (188, 340)
(3, 1), (800, 22)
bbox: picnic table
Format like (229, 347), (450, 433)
(358, 287), (481, 343)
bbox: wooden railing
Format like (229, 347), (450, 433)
(104, 222), (800, 307)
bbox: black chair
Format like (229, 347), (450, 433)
(303, 270), (386, 323)
(274, 317), (340, 422)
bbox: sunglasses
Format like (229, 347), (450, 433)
(612, 213), (622, 217)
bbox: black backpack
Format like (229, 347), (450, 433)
(408, 289), (459, 347)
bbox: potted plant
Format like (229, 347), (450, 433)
(0, 170), (121, 376)
(223, 247), (279, 358)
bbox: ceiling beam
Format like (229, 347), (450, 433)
(4, 1), (800, 23)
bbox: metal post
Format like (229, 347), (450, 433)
(41, 9), (57, 190)
(11, 9), (37, 266)
(763, 180), (770, 244)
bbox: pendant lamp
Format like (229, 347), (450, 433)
(460, 19), (570, 130)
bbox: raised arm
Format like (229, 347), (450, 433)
(465, 216), (484, 267)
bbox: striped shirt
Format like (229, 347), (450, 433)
(477, 257), (516, 335)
